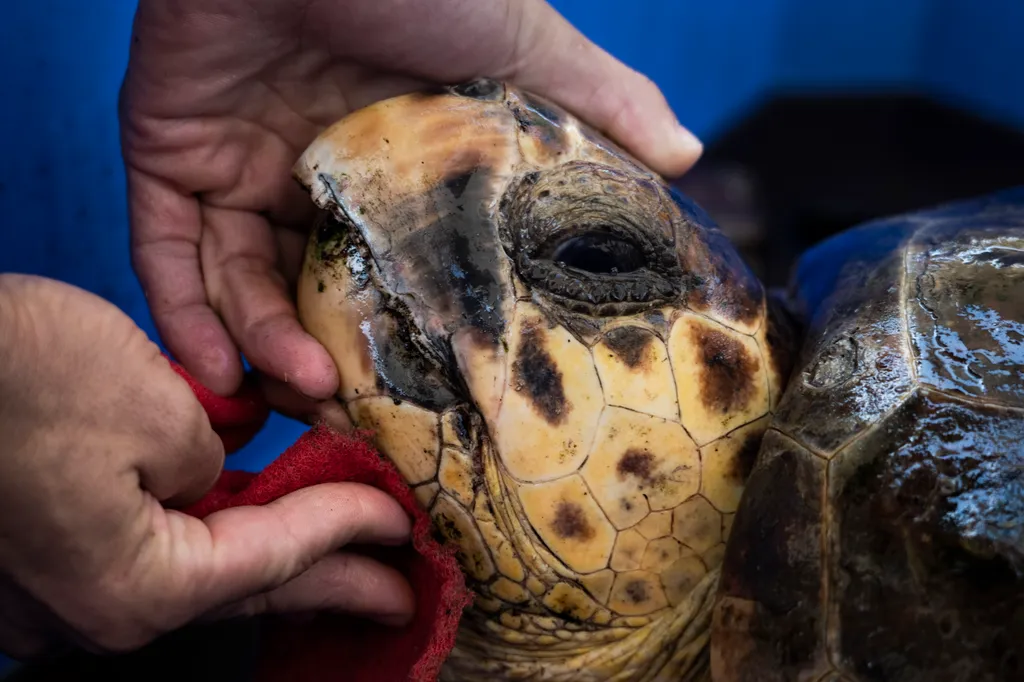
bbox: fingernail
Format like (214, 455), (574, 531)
(656, 121), (703, 177)
(672, 122), (703, 156)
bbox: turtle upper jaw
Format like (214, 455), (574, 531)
(307, 208), (474, 413)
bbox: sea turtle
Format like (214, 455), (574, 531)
(290, 79), (1024, 681)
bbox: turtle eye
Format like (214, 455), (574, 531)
(498, 161), (685, 315)
(545, 231), (647, 275)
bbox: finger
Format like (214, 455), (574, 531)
(183, 483), (411, 611)
(500, 0), (703, 178)
(258, 373), (353, 431)
(119, 337), (228, 503)
(126, 167), (245, 396)
(274, 225), (309, 288)
(201, 205), (339, 401)
(203, 552), (415, 626)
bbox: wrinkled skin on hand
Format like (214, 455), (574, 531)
(118, 0), (702, 413)
(0, 275), (415, 659)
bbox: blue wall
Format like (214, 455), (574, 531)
(774, 0), (931, 89)
(0, 1), (1022, 669)
(921, 0), (1024, 128)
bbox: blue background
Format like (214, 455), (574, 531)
(0, 0), (1022, 670)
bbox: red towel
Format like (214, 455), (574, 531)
(169, 358), (472, 682)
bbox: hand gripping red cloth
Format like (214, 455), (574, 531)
(168, 358), (473, 682)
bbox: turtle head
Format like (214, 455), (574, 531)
(293, 80), (792, 673)
(294, 79), (768, 426)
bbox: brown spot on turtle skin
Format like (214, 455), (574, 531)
(693, 325), (758, 415)
(551, 501), (595, 540)
(617, 449), (662, 486)
(603, 327), (656, 369)
(625, 580), (649, 603)
(512, 321), (568, 424)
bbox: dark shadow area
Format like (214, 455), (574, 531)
(675, 91), (1024, 287)
(2, 620), (262, 682)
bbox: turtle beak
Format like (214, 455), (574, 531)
(293, 88), (524, 417)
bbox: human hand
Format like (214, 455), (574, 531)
(0, 274), (414, 659)
(118, 0), (702, 410)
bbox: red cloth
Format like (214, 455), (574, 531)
(168, 358), (472, 682)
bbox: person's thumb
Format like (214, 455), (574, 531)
(501, 0), (703, 178)
(158, 483), (415, 631)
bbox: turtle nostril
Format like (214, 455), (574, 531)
(549, 232), (646, 275)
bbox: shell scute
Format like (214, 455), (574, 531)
(494, 303), (604, 482)
(822, 388), (1024, 680)
(580, 569), (616, 605)
(710, 430), (828, 681)
(431, 492), (497, 583)
(580, 407), (701, 530)
(906, 230), (1024, 409)
(348, 397), (440, 485)
(672, 495), (724, 556)
(771, 243), (914, 456)
(609, 528), (647, 571)
(635, 510), (673, 540)
(608, 570), (669, 616)
(699, 416), (771, 513)
(662, 555), (708, 607)
(593, 325), (680, 422)
(517, 474), (617, 574)
(438, 445), (476, 507)
(542, 583), (599, 622)
(489, 577), (532, 605)
(669, 311), (770, 446)
(641, 537), (686, 573)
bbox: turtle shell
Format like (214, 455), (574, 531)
(292, 80), (796, 680)
(712, 187), (1024, 682)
